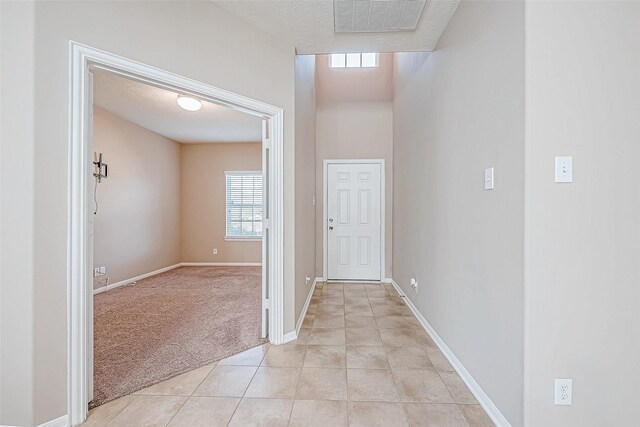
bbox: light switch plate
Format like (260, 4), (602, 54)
(484, 167), (494, 190)
(555, 156), (573, 183)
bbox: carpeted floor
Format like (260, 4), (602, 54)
(91, 266), (266, 408)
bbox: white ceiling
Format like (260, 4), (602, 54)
(212, 0), (461, 54)
(92, 70), (262, 144)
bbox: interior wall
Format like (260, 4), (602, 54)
(392, 1), (525, 425)
(0, 1), (298, 424)
(0, 2), (36, 425)
(315, 102), (394, 279)
(315, 53), (394, 104)
(92, 108), (181, 287)
(314, 53), (394, 280)
(294, 54), (317, 322)
(181, 142), (262, 263)
(525, 2), (640, 426)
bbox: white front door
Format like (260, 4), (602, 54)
(327, 162), (382, 281)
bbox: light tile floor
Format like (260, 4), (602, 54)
(82, 282), (495, 427)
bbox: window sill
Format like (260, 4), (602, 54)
(225, 237), (262, 242)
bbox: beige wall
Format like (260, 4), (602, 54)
(392, 1), (525, 425)
(315, 102), (394, 279)
(525, 2), (640, 425)
(294, 54), (317, 322)
(92, 108), (181, 287)
(0, 1), (296, 424)
(181, 143), (262, 263)
(0, 2), (36, 425)
(93, 108), (261, 283)
(316, 53), (394, 104)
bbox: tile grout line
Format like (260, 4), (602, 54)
(103, 393), (140, 426)
(160, 361), (222, 427)
(224, 344), (269, 426)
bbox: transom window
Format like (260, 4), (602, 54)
(330, 53), (379, 68)
(225, 172), (263, 239)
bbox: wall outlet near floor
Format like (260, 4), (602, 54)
(212, 248), (218, 255)
(554, 378), (573, 405)
(305, 276), (311, 285)
(410, 277), (418, 292)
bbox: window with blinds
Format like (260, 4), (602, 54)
(225, 172), (263, 238)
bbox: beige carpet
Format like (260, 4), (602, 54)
(91, 266), (266, 408)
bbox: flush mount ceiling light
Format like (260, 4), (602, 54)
(176, 95), (202, 111)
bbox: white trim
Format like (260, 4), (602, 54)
(387, 279), (512, 427)
(295, 277), (320, 335)
(93, 263), (263, 295)
(36, 415), (69, 427)
(180, 262), (262, 267)
(68, 42), (285, 426)
(282, 330), (298, 344)
(92, 263), (181, 294)
(322, 159), (385, 281)
(224, 238), (262, 242)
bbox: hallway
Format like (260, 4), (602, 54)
(82, 282), (493, 426)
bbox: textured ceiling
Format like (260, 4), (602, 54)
(92, 70), (262, 144)
(212, 0), (460, 54)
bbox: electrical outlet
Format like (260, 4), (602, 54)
(94, 267), (101, 278)
(213, 248), (218, 255)
(99, 266), (106, 275)
(554, 378), (572, 405)
(410, 277), (418, 292)
(305, 276), (311, 285)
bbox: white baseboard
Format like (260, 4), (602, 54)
(282, 330), (297, 344)
(36, 415), (68, 427)
(388, 278), (512, 427)
(93, 263), (182, 294)
(93, 262), (263, 294)
(295, 277), (319, 335)
(180, 262), (262, 267)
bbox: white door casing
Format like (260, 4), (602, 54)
(325, 161), (383, 281)
(87, 71), (94, 403)
(69, 42), (285, 426)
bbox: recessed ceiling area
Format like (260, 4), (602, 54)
(92, 69), (262, 144)
(334, 0), (428, 33)
(212, 0), (461, 54)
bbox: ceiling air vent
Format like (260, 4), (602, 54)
(334, 0), (428, 33)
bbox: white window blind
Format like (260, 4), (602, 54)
(225, 172), (263, 238)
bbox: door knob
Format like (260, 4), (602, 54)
(329, 226), (334, 230)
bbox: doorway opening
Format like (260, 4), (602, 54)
(68, 42), (285, 425)
(87, 68), (268, 408)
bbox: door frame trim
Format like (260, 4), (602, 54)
(322, 159), (385, 281)
(68, 41), (285, 426)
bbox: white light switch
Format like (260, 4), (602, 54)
(555, 156), (573, 183)
(484, 167), (494, 190)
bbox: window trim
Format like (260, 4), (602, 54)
(225, 171), (263, 239)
